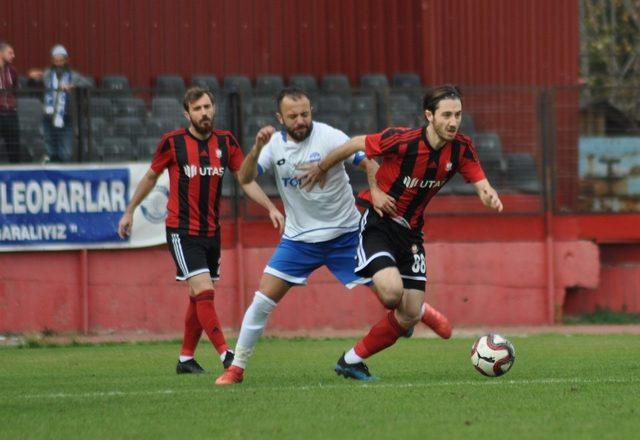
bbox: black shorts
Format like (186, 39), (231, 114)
(354, 209), (426, 291)
(166, 229), (221, 281)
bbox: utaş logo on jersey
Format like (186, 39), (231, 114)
(183, 164), (225, 178)
(402, 176), (444, 189)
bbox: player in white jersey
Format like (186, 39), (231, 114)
(216, 88), (451, 385)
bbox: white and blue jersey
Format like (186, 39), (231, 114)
(257, 121), (369, 288)
(257, 121), (364, 243)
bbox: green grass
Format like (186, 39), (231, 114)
(563, 307), (640, 324)
(1, 335), (640, 439)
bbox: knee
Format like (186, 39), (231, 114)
(376, 284), (404, 309)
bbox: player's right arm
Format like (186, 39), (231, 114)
(298, 135), (366, 189)
(117, 169), (160, 238)
(237, 125), (276, 185)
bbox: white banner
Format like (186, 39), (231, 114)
(0, 163), (169, 251)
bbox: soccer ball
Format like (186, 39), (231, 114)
(470, 334), (516, 377)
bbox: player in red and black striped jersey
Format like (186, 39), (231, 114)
(118, 87), (284, 374)
(300, 85), (503, 380)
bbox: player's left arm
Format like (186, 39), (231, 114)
(473, 178), (503, 212)
(237, 177), (285, 233)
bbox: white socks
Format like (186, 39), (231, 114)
(344, 348), (364, 365)
(232, 291), (277, 369)
(179, 355), (193, 363)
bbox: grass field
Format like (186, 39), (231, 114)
(1, 334), (640, 439)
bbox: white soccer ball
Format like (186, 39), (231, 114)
(470, 334), (516, 377)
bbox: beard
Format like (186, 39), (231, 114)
(190, 115), (213, 135)
(434, 123), (457, 142)
(286, 121), (312, 142)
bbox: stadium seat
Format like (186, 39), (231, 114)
(350, 95), (376, 114)
(151, 97), (183, 119)
(460, 113), (476, 135)
(255, 74), (285, 95)
(316, 114), (349, 133)
(191, 74), (221, 93)
(249, 95), (276, 116)
(93, 137), (133, 162)
(136, 136), (160, 160)
(348, 114), (376, 136)
(243, 115), (278, 150)
(89, 97), (117, 121)
(114, 97), (147, 119)
(100, 75), (131, 95)
(392, 72), (422, 89)
(321, 74), (351, 93)
(88, 117), (111, 141)
(474, 132), (504, 162)
(389, 112), (418, 127)
(315, 94), (349, 115)
(506, 152), (541, 193)
(223, 75), (253, 95)
(146, 117), (185, 137)
(388, 93), (420, 114)
(289, 74), (318, 92)
(359, 73), (389, 91)
(17, 98), (43, 122)
(155, 75), (186, 98)
(114, 117), (145, 142)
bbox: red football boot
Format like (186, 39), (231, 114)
(421, 303), (452, 339)
(215, 365), (244, 385)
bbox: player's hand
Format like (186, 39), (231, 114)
(296, 163), (327, 191)
(117, 211), (133, 238)
(255, 126), (276, 152)
(480, 187), (503, 212)
(269, 208), (285, 234)
(371, 187), (397, 217)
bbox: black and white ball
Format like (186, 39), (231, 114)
(470, 334), (516, 377)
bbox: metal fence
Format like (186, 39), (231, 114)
(2, 84), (637, 215)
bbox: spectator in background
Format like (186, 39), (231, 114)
(29, 44), (91, 162)
(0, 41), (20, 163)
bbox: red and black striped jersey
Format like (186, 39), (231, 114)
(150, 128), (244, 236)
(358, 126), (485, 232)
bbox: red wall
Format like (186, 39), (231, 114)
(2, 0), (579, 87)
(0, 214), (603, 334)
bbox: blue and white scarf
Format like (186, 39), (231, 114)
(44, 69), (72, 128)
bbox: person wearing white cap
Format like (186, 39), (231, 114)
(29, 44), (91, 162)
